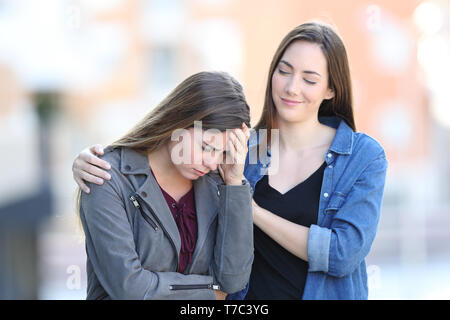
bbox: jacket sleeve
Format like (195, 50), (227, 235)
(212, 181), (254, 293)
(80, 177), (215, 300)
(307, 153), (388, 278)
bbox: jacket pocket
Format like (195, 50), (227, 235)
(324, 192), (346, 214)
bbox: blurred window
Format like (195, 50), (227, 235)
(149, 46), (178, 100)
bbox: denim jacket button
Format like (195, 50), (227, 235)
(323, 192), (329, 198)
(327, 153), (332, 158)
(217, 190), (220, 197)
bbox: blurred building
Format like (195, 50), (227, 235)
(0, 0), (449, 299)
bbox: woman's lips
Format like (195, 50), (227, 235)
(193, 169), (206, 176)
(281, 97), (302, 106)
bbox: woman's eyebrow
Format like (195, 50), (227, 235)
(303, 70), (321, 77)
(279, 60), (321, 77)
(279, 60), (293, 69)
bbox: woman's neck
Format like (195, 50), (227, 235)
(147, 144), (191, 188)
(276, 117), (335, 153)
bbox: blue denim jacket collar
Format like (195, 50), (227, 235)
(319, 116), (354, 156)
(248, 116), (354, 162)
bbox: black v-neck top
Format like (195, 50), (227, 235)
(245, 162), (326, 300)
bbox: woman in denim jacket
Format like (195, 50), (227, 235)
(73, 22), (387, 300)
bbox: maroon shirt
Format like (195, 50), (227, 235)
(155, 179), (198, 274)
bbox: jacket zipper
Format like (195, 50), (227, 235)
(132, 193), (179, 272)
(169, 284), (220, 291)
(130, 194), (158, 231)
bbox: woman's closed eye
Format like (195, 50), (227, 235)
(202, 144), (214, 152)
(278, 68), (316, 85)
(304, 78), (317, 85)
(202, 144), (226, 159)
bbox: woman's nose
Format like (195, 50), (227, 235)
(203, 154), (218, 171)
(285, 76), (301, 96)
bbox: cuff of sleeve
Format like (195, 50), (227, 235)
(307, 224), (331, 273)
(218, 180), (251, 191)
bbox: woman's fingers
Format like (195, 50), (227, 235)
(223, 123), (250, 165)
(227, 138), (237, 164)
(73, 164), (108, 192)
(228, 130), (247, 163)
(242, 122), (251, 140)
(78, 169), (105, 186)
(78, 159), (111, 180)
(218, 164), (225, 181)
(80, 150), (111, 171)
(73, 144), (111, 192)
(233, 129), (248, 153)
(89, 144), (104, 156)
(74, 176), (90, 193)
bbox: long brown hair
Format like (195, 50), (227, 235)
(255, 21), (356, 140)
(111, 71), (250, 153)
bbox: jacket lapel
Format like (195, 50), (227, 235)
(188, 173), (221, 271)
(136, 172), (182, 259)
(120, 147), (182, 259)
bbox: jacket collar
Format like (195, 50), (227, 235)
(248, 116), (354, 160)
(319, 116), (354, 155)
(120, 147), (151, 175)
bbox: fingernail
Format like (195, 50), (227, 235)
(106, 174), (111, 180)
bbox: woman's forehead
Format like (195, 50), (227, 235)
(281, 40), (327, 74)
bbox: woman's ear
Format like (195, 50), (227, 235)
(325, 87), (335, 100)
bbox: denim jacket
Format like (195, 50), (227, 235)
(229, 116), (388, 300)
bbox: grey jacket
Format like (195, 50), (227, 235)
(79, 146), (254, 300)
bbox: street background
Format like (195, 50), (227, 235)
(0, 0), (449, 299)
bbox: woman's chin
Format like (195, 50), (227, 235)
(181, 169), (200, 180)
